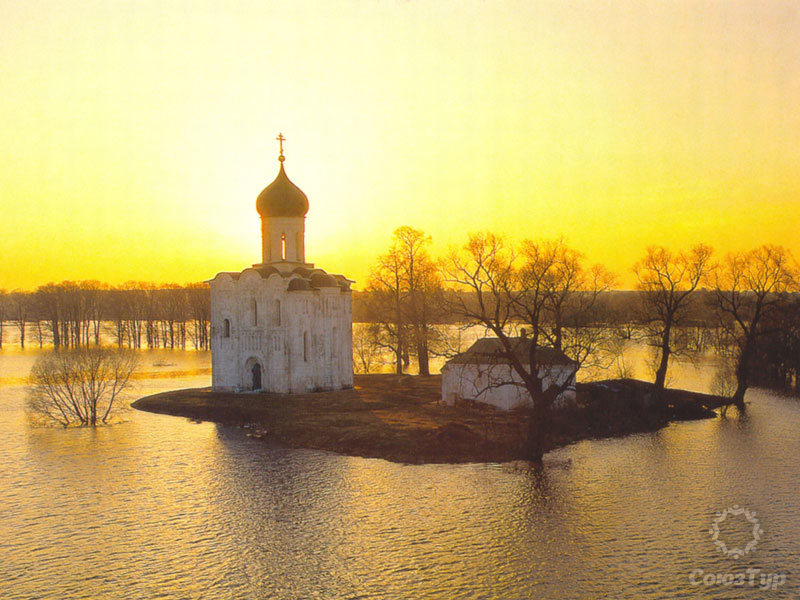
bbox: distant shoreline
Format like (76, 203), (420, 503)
(131, 374), (728, 464)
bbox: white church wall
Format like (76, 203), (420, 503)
(340, 294), (354, 388)
(210, 274), (238, 391)
(210, 271), (353, 394)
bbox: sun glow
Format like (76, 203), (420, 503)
(1, 1), (798, 290)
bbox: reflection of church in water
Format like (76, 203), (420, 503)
(209, 135), (354, 393)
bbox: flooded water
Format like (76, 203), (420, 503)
(2, 348), (799, 599)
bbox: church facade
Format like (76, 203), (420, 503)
(209, 139), (354, 393)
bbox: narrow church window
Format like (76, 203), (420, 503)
(303, 331), (309, 362)
(222, 319), (231, 338)
(275, 299), (281, 326)
(252, 299), (258, 326)
(281, 233), (287, 260)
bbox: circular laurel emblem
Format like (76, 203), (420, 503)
(708, 505), (763, 559)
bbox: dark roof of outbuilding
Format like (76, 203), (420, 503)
(445, 337), (575, 366)
(256, 163), (309, 218)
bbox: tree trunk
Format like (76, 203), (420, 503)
(416, 340), (430, 376)
(526, 398), (550, 464)
(553, 312), (563, 351)
(51, 318), (60, 348)
(732, 339), (754, 409)
(732, 380), (747, 410)
(654, 323), (672, 396)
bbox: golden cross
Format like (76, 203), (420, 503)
(276, 133), (285, 157)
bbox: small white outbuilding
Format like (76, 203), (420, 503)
(441, 337), (577, 410)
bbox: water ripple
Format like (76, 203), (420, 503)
(1, 362), (799, 599)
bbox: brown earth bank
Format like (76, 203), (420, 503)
(131, 374), (732, 464)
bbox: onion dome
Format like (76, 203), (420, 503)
(256, 158), (309, 218)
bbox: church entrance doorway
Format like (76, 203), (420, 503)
(251, 362), (262, 390)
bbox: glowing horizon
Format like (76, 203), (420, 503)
(2, 1), (798, 291)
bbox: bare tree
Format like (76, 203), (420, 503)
(444, 233), (606, 462)
(633, 244), (714, 398)
(35, 283), (63, 348)
(606, 333), (634, 379)
(31, 309), (46, 348)
(184, 283), (210, 350)
(394, 226), (445, 375)
(157, 285), (185, 349)
(365, 227), (419, 374)
(55, 280), (97, 348)
(27, 348), (139, 426)
(352, 323), (383, 374)
(748, 296), (800, 393)
(7, 290), (30, 348)
(539, 239), (617, 377)
(82, 280), (106, 346)
(713, 245), (798, 408)
(366, 227), (450, 375)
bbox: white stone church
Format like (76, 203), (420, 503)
(209, 138), (354, 393)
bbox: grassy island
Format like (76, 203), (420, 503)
(132, 374), (731, 464)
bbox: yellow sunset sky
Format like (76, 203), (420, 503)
(1, 0), (798, 290)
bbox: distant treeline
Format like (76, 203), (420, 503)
(2, 285), (655, 348)
(2, 281), (799, 394)
(0, 282), (210, 350)
(352, 289), (729, 327)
